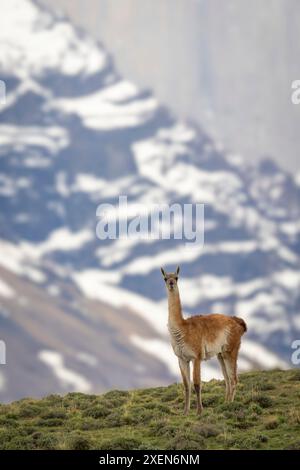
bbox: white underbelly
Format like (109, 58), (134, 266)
(202, 330), (229, 361)
(202, 344), (222, 361)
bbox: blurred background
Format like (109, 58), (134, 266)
(0, 0), (299, 402)
(47, 0), (300, 172)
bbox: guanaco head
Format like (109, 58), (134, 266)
(160, 266), (180, 292)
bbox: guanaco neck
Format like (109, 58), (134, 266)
(167, 288), (184, 328)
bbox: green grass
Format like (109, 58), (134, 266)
(0, 369), (300, 450)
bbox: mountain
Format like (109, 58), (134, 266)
(0, 0), (299, 402)
(1, 369), (300, 450)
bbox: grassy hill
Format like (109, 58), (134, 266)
(0, 369), (299, 450)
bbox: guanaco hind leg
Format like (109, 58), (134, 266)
(223, 351), (239, 402)
(218, 353), (230, 401)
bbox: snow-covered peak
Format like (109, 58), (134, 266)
(0, 0), (107, 78)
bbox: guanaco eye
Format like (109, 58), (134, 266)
(175, 277), (178, 281)
(164, 277), (167, 282)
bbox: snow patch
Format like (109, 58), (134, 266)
(130, 335), (179, 377)
(21, 228), (93, 258)
(48, 82), (157, 130)
(0, 125), (69, 154)
(121, 240), (262, 277)
(280, 221), (300, 237)
(0, 239), (46, 283)
(273, 270), (300, 290)
(73, 269), (167, 334)
(0, 175), (31, 197)
(0, 279), (15, 298)
(241, 339), (289, 369)
(38, 350), (91, 392)
(72, 174), (107, 193)
(157, 123), (196, 143)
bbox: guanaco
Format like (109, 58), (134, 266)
(161, 266), (247, 415)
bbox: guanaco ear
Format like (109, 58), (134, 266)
(161, 267), (166, 278)
(176, 266), (180, 276)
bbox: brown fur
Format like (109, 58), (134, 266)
(232, 316), (247, 332)
(161, 266), (247, 415)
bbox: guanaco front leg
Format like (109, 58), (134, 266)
(178, 358), (191, 415)
(193, 357), (203, 415)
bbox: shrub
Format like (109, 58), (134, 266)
(83, 405), (110, 419)
(219, 401), (244, 412)
(192, 423), (221, 438)
(257, 434), (268, 443)
(289, 370), (300, 382)
(5, 436), (37, 450)
(258, 382), (275, 391)
(265, 417), (279, 430)
(235, 420), (253, 429)
(104, 411), (126, 427)
(154, 424), (177, 438)
(80, 418), (102, 431)
(123, 407), (154, 425)
(38, 418), (64, 427)
(41, 409), (67, 420)
(161, 388), (178, 402)
(18, 404), (42, 418)
(167, 431), (206, 450)
(67, 433), (92, 450)
(5, 412), (18, 420)
(290, 410), (300, 425)
(44, 394), (61, 403)
(254, 395), (273, 408)
(148, 418), (172, 437)
(98, 437), (141, 450)
(144, 402), (170, 413)
(203, 395), (219, 406)
(230, 436), (262, 450)
(285, 441), (300, 450)
(0, 430), (17, 449)
(31, 431), (59, 449)
(248, 403), (263, 415)
(103, 390), (129, 400)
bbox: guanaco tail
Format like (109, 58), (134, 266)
(161, 266), (247, 415)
